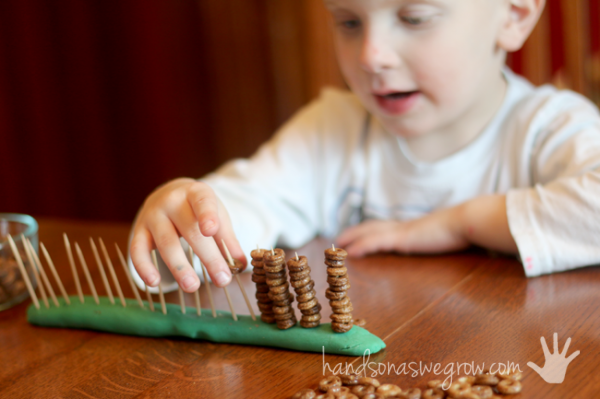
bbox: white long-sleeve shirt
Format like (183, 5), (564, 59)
(201, 69), (600, 278)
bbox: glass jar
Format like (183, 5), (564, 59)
(0, 213), (38, 311)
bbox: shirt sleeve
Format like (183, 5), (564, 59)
(506, 89), (600, 277)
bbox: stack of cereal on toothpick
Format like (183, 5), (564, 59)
(251, 248), (275, 323)
(287, 253), (321, 328)
(325, 246), (353, 333)
(263, 248), (296, 330)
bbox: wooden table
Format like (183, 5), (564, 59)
(1, 218), (599, 398)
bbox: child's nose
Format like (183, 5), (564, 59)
(359, 34), (401, 74)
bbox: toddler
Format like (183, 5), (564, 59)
(129, 0), (600, 292)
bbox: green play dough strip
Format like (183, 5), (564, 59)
(27, 296), (385, 356)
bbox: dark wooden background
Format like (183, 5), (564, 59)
(1, 0), (598, 222)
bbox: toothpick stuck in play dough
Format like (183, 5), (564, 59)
(74, 242), (99, 305)
(151, 250), (167, 315)
(26, 239), (59, 307)
(200, 260), (216, 318)
(188, 247), (201, 316)
(222, 239), (255, 321)
(90, 238), (114, 305)
(99, 238), (126, 307)
(41, 243), (70, 305)
(115, 243), (144, 308)
(63, 233), (84, 304)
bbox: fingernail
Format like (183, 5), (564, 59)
(202, 221), (215, 231)
(148, 273), (160, 287)
(182, 275), (196, 290)
(214, 271), (230, 287)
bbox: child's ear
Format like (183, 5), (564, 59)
(497, 0), (546, 52)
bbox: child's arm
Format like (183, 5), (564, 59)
(336, 194), (517, 257)
(130, 177), (243, 291)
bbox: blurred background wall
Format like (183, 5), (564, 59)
(0, 0), (598, 222)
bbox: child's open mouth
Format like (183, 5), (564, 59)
(374, 91), (420, 115)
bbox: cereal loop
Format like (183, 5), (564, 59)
(325, 289), (346, 300)
(319, 376), (342, 392)
(351, 384), (375, 397)
(398, 388), (421, 399)
(457, 376), (475, 385)
(314, 394), (336, 399)
(324, 247), (348, 260)
(294, 280), (315, 295)
(340, 373), (361, 386)
(291, 388), (317, 399)
(496, 371), (523, 381)
(448, 382), (472, 398)
(298, 298), (319, 310)
(496, 379), (522, 395)
(301, 303), (322, 315)
(228, 258), (244, 274)
(474, 372), (499, 386)
(328, 386), (350, 395)
(422, 388), (445, 399)
(331, 321), (353, 333)
(376, 384), (402, 398)
(470, 385), (493, 398)
(330, 313), (353, 323)
(357, 377), (380, 388)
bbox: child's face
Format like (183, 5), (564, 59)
(326, 0), (508, 142)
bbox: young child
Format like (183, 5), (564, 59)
(130, 0), (600, 293)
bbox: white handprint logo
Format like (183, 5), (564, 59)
(527, 332), (580, 384)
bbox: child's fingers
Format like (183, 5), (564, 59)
(130, 228), (161, 286)
(187, 182), (220, 236)
(213, 204), (247, 269)
(345, 232), (391, 257)
(190, 236), (232, 288)
(169, 204), (233, 290)
(147, 214), (200, 291)
(336, 220), (379, 246)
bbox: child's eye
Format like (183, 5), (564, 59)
(400, 16), (429, 25)
(338, 19), (361, 30)
(399, 5), (441, 28)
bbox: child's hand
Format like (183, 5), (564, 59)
(336, 208), (469, 257)
(336, 195), (517, 257)
(130, 178), (246, 291)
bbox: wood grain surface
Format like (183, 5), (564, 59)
(1, 218), (597, 398)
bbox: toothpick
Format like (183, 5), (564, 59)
(200, 260), (216, 318)
(332, 243), (335, 250)
(63, 233), (84, 303)
(26, 239), (59, 307)
(145, 282), (155, 312)
(222, 239), (255, 321)
(188, 246), (201, 316)
(271, 247), (275, 256)
(99, 238), (126, 307)
(295, 252), (299, 261)
(40, 243), (70, 305)
(178, 284), (186, 314)
(222, 285), (237, 321)
(151, 250), (167, 315)
(89, 238), (114, 304)
(222, 239), (234, 265)
(21, 235), (48, 308)
(7, 235), (39, 309)
(114, 243), (144, 308)
(74, 242), (99, 305)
